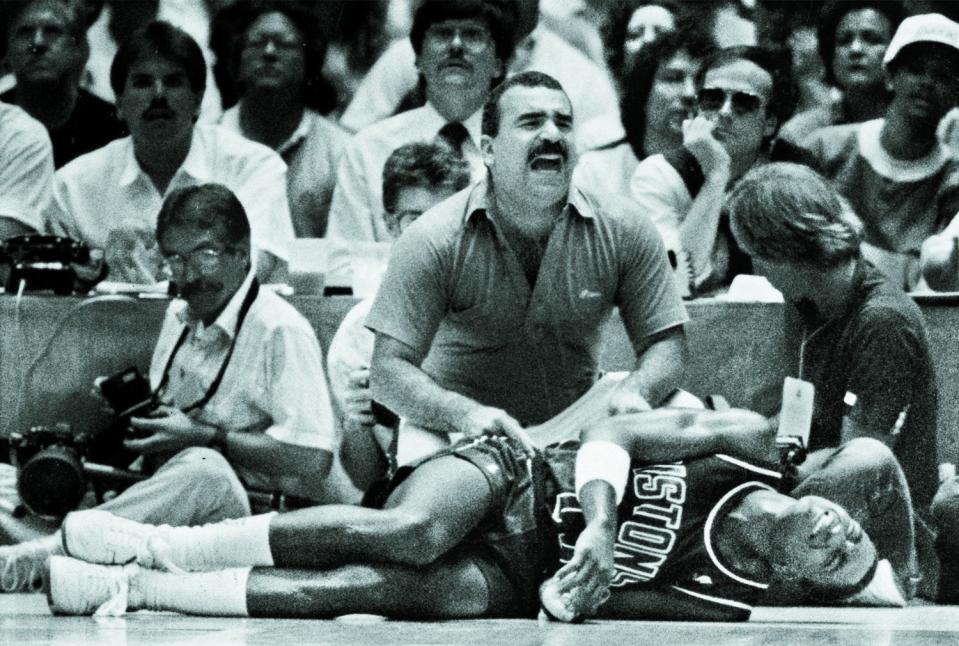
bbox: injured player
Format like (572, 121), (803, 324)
(45, 408), (907, 621)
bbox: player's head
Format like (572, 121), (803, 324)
(768, 495), (879, 596)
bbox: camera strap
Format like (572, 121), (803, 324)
(155, 278), (261, 413)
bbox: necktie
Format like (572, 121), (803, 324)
(436, 121), (471, 156)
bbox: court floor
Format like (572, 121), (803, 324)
(4, 594), (959, 645)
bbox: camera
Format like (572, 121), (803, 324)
(9, 423), (90, 518)
(0, 234), (92, 295)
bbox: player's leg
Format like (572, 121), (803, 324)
(62, 453), (493, 571)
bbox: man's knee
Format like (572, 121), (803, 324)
(840, 437), (898, 470)
(932, 478), (959, 541)
(160, 447), (236, 484)
(382, 509), (452, 567)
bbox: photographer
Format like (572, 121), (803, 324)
(0, 183), (335, 593)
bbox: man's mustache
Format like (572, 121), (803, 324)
(528, 141), (568, 162)
(142, 100), (175, 120)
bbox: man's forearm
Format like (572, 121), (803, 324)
(206, 421), (332, 483)
(582, 410), (726, 462)
(616, 328), (687, 407)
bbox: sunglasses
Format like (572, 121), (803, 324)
(697, 88), (764, 116)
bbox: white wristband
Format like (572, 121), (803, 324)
(575, 440), (631, 505)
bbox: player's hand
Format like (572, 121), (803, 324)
(607, 386), (652, 417)
(541, 521), (615, 621)
(683, 116), (731, 180)
(460, 406), (535, 456)
(125, 406), (211, 454)
(343, 368), (376, 431)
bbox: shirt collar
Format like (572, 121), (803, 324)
(222, 105), (313, 156)
(119, 127), (206, 188)
(176, 269), (256, 339)
(423, 101), (484, 149)
(463, 177), (595, 226)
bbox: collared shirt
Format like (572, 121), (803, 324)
(338, 26), (620, 135)
(44, 125), (295, 283)
(326, 102), (486, 244)
(220, 107), (349, 238)
(366, 179), (688, 426)
(803, 118), (959, 290)
(150, 272), (335, 498)
(0, 102), (53, 230)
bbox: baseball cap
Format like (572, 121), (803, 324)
(884, 13), (959, 67)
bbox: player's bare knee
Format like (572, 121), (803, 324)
(386, 510), (449, 566)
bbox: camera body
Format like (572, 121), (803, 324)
(97, 367), (157, 420)
(0, 234), (91, 294)
(9, 423), (90, 518)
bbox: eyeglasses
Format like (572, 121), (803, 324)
(160, 247), (231, 277)
(697, 87), (764, 116)
(424, 24), (492, 52)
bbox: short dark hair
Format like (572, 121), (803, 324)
(110, 20), (206, 98)
(157, 184), (251, 249)
(696, 45), (796, 137)
(409, 0), (517, 64)
(601, 0), (687, 81)
(382, 142), (471, 214)
(481, 70), (567, 137)
(727, 163), (863, 267)
(213, 0), (336, 114)
(817, 0), (903, 87)
(620, 27), (715, 159)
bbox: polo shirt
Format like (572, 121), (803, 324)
(366, 179), (688, 426)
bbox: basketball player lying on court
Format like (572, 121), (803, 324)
(46, 408), (904, 621)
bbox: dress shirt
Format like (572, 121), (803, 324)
(0, 102), (53, 230)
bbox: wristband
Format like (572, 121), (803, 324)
(209, 426), (229, 458)
(575, 440), (631, 505)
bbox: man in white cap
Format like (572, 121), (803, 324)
(803, 13), (959, 291)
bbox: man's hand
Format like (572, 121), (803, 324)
(343, 368), (375, 432)
(103, 221), (161, 283)
(540, 520), (616, 621)
(459, 405), (535, 456)
(125, 406), (214, 454)
(607, 386), (652, 417)
(920, 233), (959, 292)
(683, 116), (731, 180)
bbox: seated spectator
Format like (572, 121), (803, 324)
(338, 0), (620, 141)
(802, 13), (959, 291)
(0, 183), (336, 593)
(326, 141), (470, 490)
(367, 72), (688, 448)
(325, 0), (515, 246)
(2, 0), (127, 168)
(46, 408), (902, 619)
(215, 0), (347, 238)
(630, 45), (795, 296)
(728, 162), (944, 600)
(573, 29), (714, 206)
(0, 102), (53, 238)
(778, 0), (903, 147)
(602, 0), (682, 91)
(44, 21), (295, 284)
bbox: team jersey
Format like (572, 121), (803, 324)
(545, 450), (783, 618)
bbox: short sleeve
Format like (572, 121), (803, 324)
(0, 111), (53, 231)
(630, 154), (691, 253)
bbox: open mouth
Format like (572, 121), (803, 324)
(810, 509), (843, 540)
(529, 155), (565, 171)
(143, 109), (175, 121)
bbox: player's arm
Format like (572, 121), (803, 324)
(599, 586), (751, 622)
(580, 407), (777, 465)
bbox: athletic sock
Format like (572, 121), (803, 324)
(131, 566), (251, 616)
(159, 512), (276, 570)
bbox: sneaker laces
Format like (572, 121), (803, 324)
(0, 542), (50, 592)
(93, 563), (137, 617)
(143, 535), (185, 575)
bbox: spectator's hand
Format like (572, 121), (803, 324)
(683, 116), (731, 180)
(343, 368), (376, 431)
(540, 521), (615, 621)
(125, 406), (212, 454)
(607, 386), (652, 417)
(103, 221), (161, 284)
(920, 234), (959, 292)
(461, 405), (534, 456)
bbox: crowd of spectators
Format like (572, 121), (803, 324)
(4, 0), (959, 622)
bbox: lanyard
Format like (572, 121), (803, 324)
(155, 278), (260, 413)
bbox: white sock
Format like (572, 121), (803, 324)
(131, 566), (251, 616)
(160, 512), (276, 570)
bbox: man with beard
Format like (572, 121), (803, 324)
(367, 71), (687, 450)
(0, 182), (336, 593)
(43, 20), (294, 284)
(325, 0), (514, 252)
(1, 0), (127, 168)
